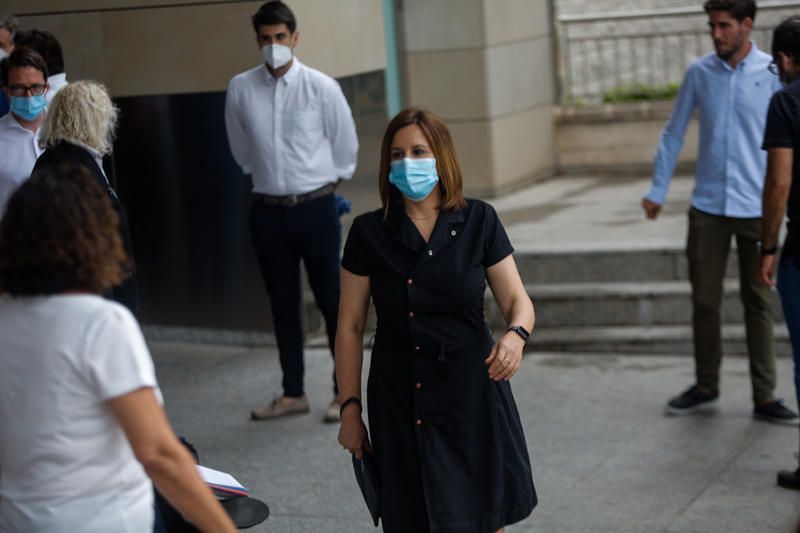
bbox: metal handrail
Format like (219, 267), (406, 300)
(559, 0), (800, 24)
(568, 30), (707, 44)
(555, 1), (798, 104)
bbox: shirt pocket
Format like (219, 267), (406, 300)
(283, 110), (322, 146)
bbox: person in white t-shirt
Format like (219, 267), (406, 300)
(0, 165), (236, 533)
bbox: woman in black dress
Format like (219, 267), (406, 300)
(33, 80), (138, 313)
(336, 108), (537, 532)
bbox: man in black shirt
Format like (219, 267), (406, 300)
(760, 15), (800, 490)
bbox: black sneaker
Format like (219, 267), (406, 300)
(777, 466), (800, 490)
(753, 400), (799, 426)
(666, 385), (719, 415)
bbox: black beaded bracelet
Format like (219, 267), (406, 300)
(339, 396), (362, 417)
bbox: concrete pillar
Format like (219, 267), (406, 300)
(397, 0), (557, 197)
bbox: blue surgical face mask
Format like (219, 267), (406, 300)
(11, 94), (46, 121)
(389, 158), (440, 202)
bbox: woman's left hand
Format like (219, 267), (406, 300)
(485, 332), (525, 381)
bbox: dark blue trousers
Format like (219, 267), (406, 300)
(249, 193), (340, 397)
(778, 255), (800, 412)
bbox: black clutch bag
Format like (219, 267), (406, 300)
(352, 442), (381, 527)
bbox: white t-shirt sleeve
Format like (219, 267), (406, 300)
(83, 304), (158, 401)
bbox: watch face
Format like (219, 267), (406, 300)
(510, 326), (529, 340)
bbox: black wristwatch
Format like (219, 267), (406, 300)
(507, 325), (530, 342)
(760, 244), (778, 256)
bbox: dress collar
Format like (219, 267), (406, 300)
(384, 201), (467, 255)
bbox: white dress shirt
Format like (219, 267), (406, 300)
(0, 113), (43, 219)
(46, 72), (68, 104)
(225, 58), (359, 196)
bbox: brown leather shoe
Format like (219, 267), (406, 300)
(251, 395), (310, 421)
(323, 398), (341, 424)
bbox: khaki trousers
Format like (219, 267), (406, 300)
(686, 207), (776, 405)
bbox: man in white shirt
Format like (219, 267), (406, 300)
(15, 29), (67, 103)
(0, 47), (48, 219)
(225, 1), (358, 423)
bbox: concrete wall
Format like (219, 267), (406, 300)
(555, 100), (698, 175)
(6, 0), (386, 97)
(398, 0), (557, 197)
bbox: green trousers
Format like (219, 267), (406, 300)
(686, 207), (776, 405)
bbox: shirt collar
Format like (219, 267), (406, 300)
(70, 139), (106, 172)
(740, 40), (760, 68)
(786, 76), (800, 91)
(48, 73), (67, 86)
(262, 57), (302, 85)
(1, 112), (40, 134)
(717, 40), (760, 71)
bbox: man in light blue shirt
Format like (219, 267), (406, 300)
(643, 0), (798, 424)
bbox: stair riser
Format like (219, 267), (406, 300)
(516, 251), (740, 284)
(528, 338), (793, 357)
(485, 293), (784, 328)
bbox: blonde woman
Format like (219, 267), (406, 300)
(33, 80), (138, 312)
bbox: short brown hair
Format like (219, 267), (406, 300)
(379, 107), (466, 215)
(703, 0), (756, 22)
(0, 46), (48, 87)
(0, 164), (129, 296)
(252, 1), (296, 33)
(15, 29), (65, 76)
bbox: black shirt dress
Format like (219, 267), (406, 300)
(341, 199), (537, 533)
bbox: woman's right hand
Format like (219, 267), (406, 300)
(338, 407), (367, 459)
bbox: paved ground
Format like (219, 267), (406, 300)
(150, 174), (799, 531)
(491, 174), (693, 253)
(153, 342), (800, 533)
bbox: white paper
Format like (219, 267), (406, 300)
(197, 464), (246, 490)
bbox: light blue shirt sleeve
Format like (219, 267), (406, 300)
(647, 66), (698, 205)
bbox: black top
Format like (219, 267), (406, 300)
(32, 141), (139, 313)
(763, 77), (800, 262)
(342, 199), (536, 532)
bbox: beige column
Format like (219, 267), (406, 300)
(398, 0), (556, 197)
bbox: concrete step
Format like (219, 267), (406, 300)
(526, 324), (792, 356)
(483, 280), (784, 328)
(515, 248), (740, 284)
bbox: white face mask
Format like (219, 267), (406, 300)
(0, 48), (7, 61)
(261, 44), (293, 69)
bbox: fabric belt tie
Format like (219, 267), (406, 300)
(437, 344), (448, 379)
(255, 183), (336, 207)
(416, 343), (449, 379)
